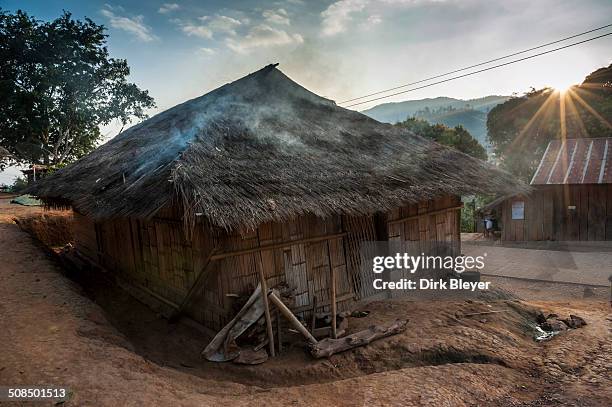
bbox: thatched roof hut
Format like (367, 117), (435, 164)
(31, 64), (522, 231)
(29, 65), (525, 333)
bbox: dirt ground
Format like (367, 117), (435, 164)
(1, 196), (611, 406)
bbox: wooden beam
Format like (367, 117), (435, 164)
(310, 295), (317, 334)
(258, 255), (275, 357)
(210, 233), (347, 261)
(169, 248), (217, 321)
(276, 310), (283, 354)
(292, 293), (355, 314)
(373, 211), (391, 299)
(387, 205), (464, 225)
(269, 292), (317, 344)
(331, 266), (337, 339)
(327, 241), (337, 339)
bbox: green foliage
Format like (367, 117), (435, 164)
(460, 200), (476, 232)
(460, 195), (496, 232)
(10, 176), (27, 192)
(44, 162), (67, 175)
(395, 117), (487, 160)
(413, 105), (492, 148)
(487, 64), (612, 182)
(0, 9), (156, 169)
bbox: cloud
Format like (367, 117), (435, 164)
(263, 8), (290, 25)
(158, 3), (180, 14)
(199, 47), (216, 55)
(101, 6), (157, 42)
(365, 14), (382, 26)
(180, 15), (242, 39)
(381, 0), (449, 4)
(181, 23), (213, 38)
(320, 0), (367, 36)
(199, 15), (242, 35)
(226, 24), (303, 53)
(321, 0), (450, 36)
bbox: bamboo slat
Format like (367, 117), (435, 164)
(210, 232), (348, 260)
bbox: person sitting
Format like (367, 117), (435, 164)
(484, 214), (494, 238)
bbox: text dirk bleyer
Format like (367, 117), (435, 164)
(373, 278), (491, 291)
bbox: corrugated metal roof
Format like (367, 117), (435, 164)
(531, 138), (612, 185)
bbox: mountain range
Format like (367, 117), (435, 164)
(361, 96), (510, 149)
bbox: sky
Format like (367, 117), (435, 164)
(1, 0), (611, 183)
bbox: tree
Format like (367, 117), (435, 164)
(396, 116), (489, 234)
(10, 176), (27, 193)
(395, 117), (487, 160)
(0, 9), (155, 169)
(487, 64), (612, 182)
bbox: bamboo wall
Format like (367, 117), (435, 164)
(387, 194), (462, 248)
(73, 195), (462, 331)
(500, 185), (612, 241)
(358, 195), (462, 299)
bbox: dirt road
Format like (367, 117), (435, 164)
(1, 198), (610, 406)
(463, 241), (612, 286)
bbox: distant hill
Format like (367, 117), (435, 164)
(413, 106), (490, 149)
(361, 96), (510, 149)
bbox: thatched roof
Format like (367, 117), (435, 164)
(29, 64), (525, 230)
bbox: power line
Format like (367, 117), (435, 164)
(344, 31), (612, 108)
(340, 23), (612, 105)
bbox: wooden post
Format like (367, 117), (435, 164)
(326, 241), (337, 339)
(330, 266), (337, 339)
(374, 212), (391, 299)
(269, 292), (317, 344)
(310, 296), (317, 334)
(258, 258), (275, 357)
(276, 310), (282, 354)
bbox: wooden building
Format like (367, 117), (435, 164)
(495, 138), (612, 241)
(21, 164), (49, 184)
(30, 65), (522, 332)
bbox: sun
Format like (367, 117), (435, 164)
(549, 77), (576, 93)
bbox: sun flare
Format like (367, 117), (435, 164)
(549, 78), (576, 93)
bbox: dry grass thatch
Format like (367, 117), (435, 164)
(29, 64), (527, 230)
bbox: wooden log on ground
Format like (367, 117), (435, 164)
(312, 326), (346, 340)
(268, 292), (317, 344)
(310, 319), (408, 358)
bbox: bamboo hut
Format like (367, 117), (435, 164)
(492, 138), (612, 241)
(29, 65), (523, 331)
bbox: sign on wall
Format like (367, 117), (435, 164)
(511, 201), (525, 220)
